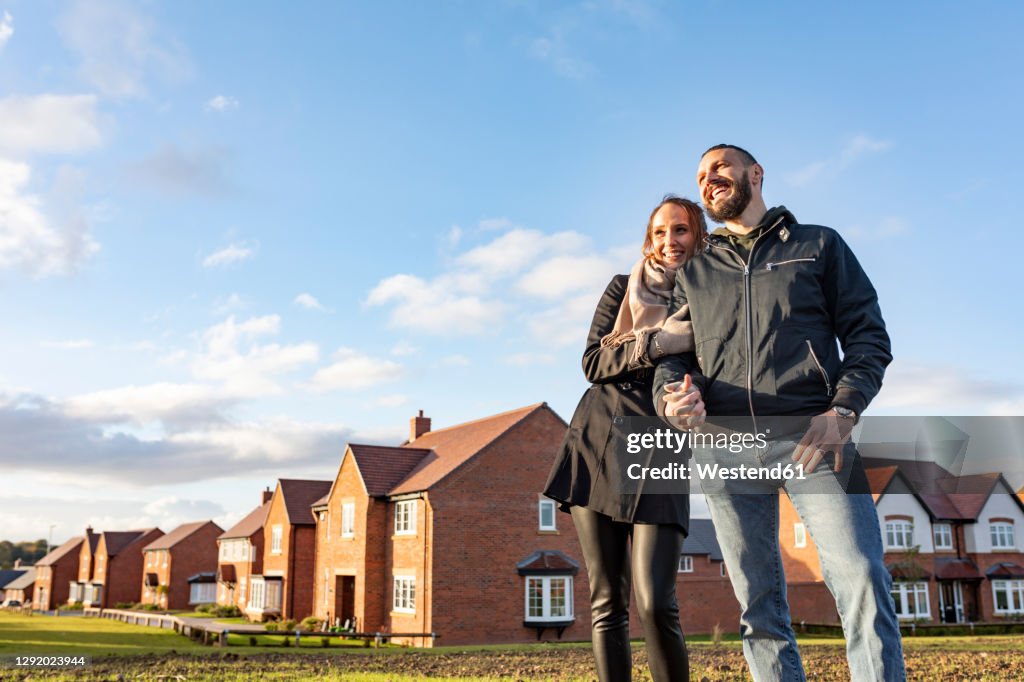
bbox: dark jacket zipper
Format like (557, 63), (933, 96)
(765, 257), (816, 271)
(805, 339), (833, 398)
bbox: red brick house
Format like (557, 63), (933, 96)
(675, 519), (737, 633)
(68, 527), (100, 605)
(4, 567), (36, 606)
(779, 457), (1024, 624)
(216, 491), (272, 611)
(311, 404), (597, 646)
(87, 528), (164, 608)
(141, 521), (223, 610)
(247, 478), (331, 621)
(33, 537), (84, 610)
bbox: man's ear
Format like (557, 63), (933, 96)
(751, 163), (764, 188)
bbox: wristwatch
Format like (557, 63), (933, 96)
(832, 406), (857, 421)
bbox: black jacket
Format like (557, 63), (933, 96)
(544, 275), (689, 530)
(653, 207), (892, 421)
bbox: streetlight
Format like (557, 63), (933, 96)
(47, 524), (56, 556)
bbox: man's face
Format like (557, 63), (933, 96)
(696, 148), (756, 223)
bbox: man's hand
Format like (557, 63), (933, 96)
(792, 408), (855, 473)
(660, 374), (706, 428)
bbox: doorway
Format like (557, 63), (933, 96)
(335, 575), (355, 628)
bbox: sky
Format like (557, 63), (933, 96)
(2, 1), (1023, 545)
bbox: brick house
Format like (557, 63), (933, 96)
(216, 490), (272, 611)
(86, 528), (164, 608)
(4, 567), (36, 606)
(778, 457), (1024, 624)
(141, 521), (223, 610)
(675, 519), (737, 634)
(311, 404), (597, 646)
(247, 479), (331, 621)
(33, 537), (84, 610)
(68, 527), (100, 605)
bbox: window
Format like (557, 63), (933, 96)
(393, 576), (416, 613)
(720, 562), (727, 577)
(933, 523), (953, 550)
(395, 500), (416, 535)
(991, 522), (1015, 550)
(890, 582), (930, 619)
(678, 555), (693, 573)
(189, 582), (216, 605)
(525, 576), (574, 622)
(239, 578), (246, 603)
(885, 520), (914, 550)
(342, 502), (355, 537)
(794, 523), (807, 548)
(993, 580), (1024, 614)
(538, 499), (556, 531)
(271, 525), (283, 554)
(249, 578), (281, 611)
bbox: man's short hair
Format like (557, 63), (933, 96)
(701, 144), (758, 166)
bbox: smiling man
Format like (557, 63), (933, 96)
(653, 144), (906, 681)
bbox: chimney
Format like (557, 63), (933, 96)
(261, 487), (273, 505)
(409, 410), (431, 442)
(13, 559), (21, 569)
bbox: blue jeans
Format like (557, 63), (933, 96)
(698, 439), (906, 681)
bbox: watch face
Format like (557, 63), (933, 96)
(834, 407), (855, 418)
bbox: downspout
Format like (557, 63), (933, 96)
(287, 526), (296, 619)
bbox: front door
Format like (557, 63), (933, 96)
(335, 575), (355, 628)
(940, 581), (965, 623)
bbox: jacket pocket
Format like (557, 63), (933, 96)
(770, 326), (837, 407)
(805, 339), (833, 398)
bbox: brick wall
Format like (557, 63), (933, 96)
(104, 530), (163, 608)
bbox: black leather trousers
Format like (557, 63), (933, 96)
(571, 505), (689, 682)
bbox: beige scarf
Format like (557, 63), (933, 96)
(601, 256), (678, 362)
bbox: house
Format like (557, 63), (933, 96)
(311, 404), (594, 646)
(778, 456), (1024, 624)
(0, 568), (28, 604)
(33, 537), (84, 610)
(85, 528), (164, 608)
(68, 527), (100, 605)
(246, 478), (332, 621)
(4, 567), (36, 606)
(675, 519), (737, 633)
(141, 521), (223, 610)
(216, 490), (272, 611)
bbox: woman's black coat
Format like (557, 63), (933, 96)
(543, 275), (690, 531)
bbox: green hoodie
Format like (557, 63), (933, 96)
(711, 206), (793, 262)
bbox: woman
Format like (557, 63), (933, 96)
(543, 195), (707, 682)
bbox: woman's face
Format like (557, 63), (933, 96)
(650, 203), (695, 268)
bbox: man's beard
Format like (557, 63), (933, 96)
(706, 170), (752, 223)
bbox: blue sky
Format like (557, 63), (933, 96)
(2, 0), (1023, 543)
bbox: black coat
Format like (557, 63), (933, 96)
(543, 275), (690, 531)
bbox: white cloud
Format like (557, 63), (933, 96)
(516, 254), (618, 300)
(41, 339), (93, 350)
(504, 352), (557, 366)
(0, 159), (100, 276)
(64, 382), (230, 428)
(294, 292), (326, 311)
(0, 11), (12, 50)
(871, 361), (1024, 416)
(56, 0), (192, 98)
(785, 134), (891, 187)
(366, 273), (504, 336)
(0, 95), (101, 156)
(203, 243), (255, 268)
(191, 315), (319, 396)
(374, 394), (409, 408)
(308, 347), (403, 392)
(390, 341), (419, 357)
(440, 355), (470, 367)
(134, 143), (232, 196)
(213, 292), (248, 315)
(527, 291), (602, 347)
(205, 95), (239, 112)
(457, 228), (589, 276)
(478, 217), (515, 231)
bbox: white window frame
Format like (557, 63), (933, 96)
(933, 523), (953, 550)
(524, 575), (574, 623)
(890, 581), (930, 620)
(885, 520), (914, 550)
(342, 502), (356, 537)
(271, 525), (283, 554)
(189, 582), (216, 605)
(992, 579), (1024, 614)
(395, 500), (416, 536)
(720, 562), (726, 577)
(538, 498), (557, 531)
(794, 522), (807, 548)
(990, 522), (1016, 550)
(678, 555), (693, 573)
(393, 576), (416, 613)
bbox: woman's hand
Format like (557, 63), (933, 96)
(652, 305), (694, 357)
(660, 374), (705, 428)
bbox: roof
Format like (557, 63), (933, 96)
(278, 479), (332, 525)
(101, 529), (160, 557)
(3, 568), (35, 590)
(219, 502), (270, 540)
(86, 529), (100, 554)
(187, 572), (216, 583)
(144, 521), (221, 551)
(390, 403), (549, 495)
(987, 562), (1024, 579)
(0, 570), (26, 590)
(347, 444), (430, 497)
(681, 519), (724, 561)
(516, 550), (579, 575)
(934, 558), (981, 581)
(37, 537), (84, 566)
(886, 562), (931, 580)
(217, 565), (237, 583)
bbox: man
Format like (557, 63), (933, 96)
(653, 144), (905, 681)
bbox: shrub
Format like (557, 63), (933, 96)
(195, 603), (214, 614)
(114, 602), (135, 609)
(248, 635), (258, 646)
(299, 616), (322, 632)
(281, 619), (297, 632)
(264, 622), (279, 632)
(212, 605), (241, 618)
(58, 602), (83, 611)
